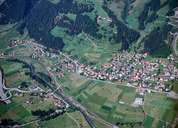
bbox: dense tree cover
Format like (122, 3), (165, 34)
(56, 0), (94, 14)
(31, 109), (55, 117)
(36, 72), (52, 83)
(121, 0), (130, 23)
(0, 0), (39, 24)
(57, 14), (100, 38)
(70, 14), (98, 37)
(0, 0), (95, 50)
(27, 73), (51, 88)
(0, 0), (140, 51)
(23, 0), (94, 50)
(167, 0), (178, 15)
(21, 81), (30, 88)
(0, 0), (175, 54)
(138, 0), (178, 30)
(42, 111), (65, 121)
(6, 59), (52, 88)
(143, 24), (172, 57)
(144, 27), (163, 52)
(0, 119), (20, 126)
(138, 0), (161, 30)
(102, 3), (140, 50)
(24, 0), (64, 50)
(31, 108), (65, 121)
(116, 121), (143, 128)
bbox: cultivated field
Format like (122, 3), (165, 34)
(59, 72), (145, 125)
(59, 72), (178, 127)
(41, 111), (90, 128)
(143, 93), (178, 128)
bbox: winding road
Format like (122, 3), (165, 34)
(0, 67), (44, 103)
(0, 69), (11, 103)
(1, 40), (178, 128)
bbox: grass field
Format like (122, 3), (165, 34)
(41, 111), (90, 128)
(59, 72), (145, 124)
(143, 93), (178, 128)
(58, 72), (178, 127)
(1, 42), (177, 127)
(0, 59), (34, 88)
(93, 118), (112, 128)
(9, 45), (34, 57)
(0, 101), (32, 123)
(67, 111), (90, 128)
(0, 92), (58, 127)
(0, 60), (23, 75)
(119, 86), (136, 104)
(0, 24), (29, 49)
(59, 72), (91, 96)
(115, 104), (144, 123)
(13, 94), (55, 112)
(51, 25), (119, 66)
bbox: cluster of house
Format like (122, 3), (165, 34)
(20, 90), (66, 109)
(45, 93), (66, 109)
(97, 15), (112, 24)
(8, 39), (31, 47)
(31, 45), (46, 59)
(59, 52), (178, 92)
(4, 40), (178, 93)
(7, 39), (51, 59)
(60, 59), (77, 72)
(49, 66), (65, 79)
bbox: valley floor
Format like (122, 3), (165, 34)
(0, 39), (178, 128)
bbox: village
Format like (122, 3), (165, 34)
(57, 50), (178, 95)
(1, 39), (178, 97)
(1, 38), (178, 128)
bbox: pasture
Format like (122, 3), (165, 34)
(143, 93), (178, 128)
(40, 111), (90, 128)
(59, 72), (145, 124)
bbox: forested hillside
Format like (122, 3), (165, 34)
(0, 0), (177, 62)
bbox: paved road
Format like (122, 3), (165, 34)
(40, 63), (98, 128)
(2, 41), (178, 128)
(58, 49), (178, 97)
(0, 66), (44, 103)
(0, 69), (11, 103)
(1, 44), (98, 128)
(3, 40), (178, 127)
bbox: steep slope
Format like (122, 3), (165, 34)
(0, 0), (39, 24)
(0, 0), (177, 62)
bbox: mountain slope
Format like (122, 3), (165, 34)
(0, 0), (177, 63)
